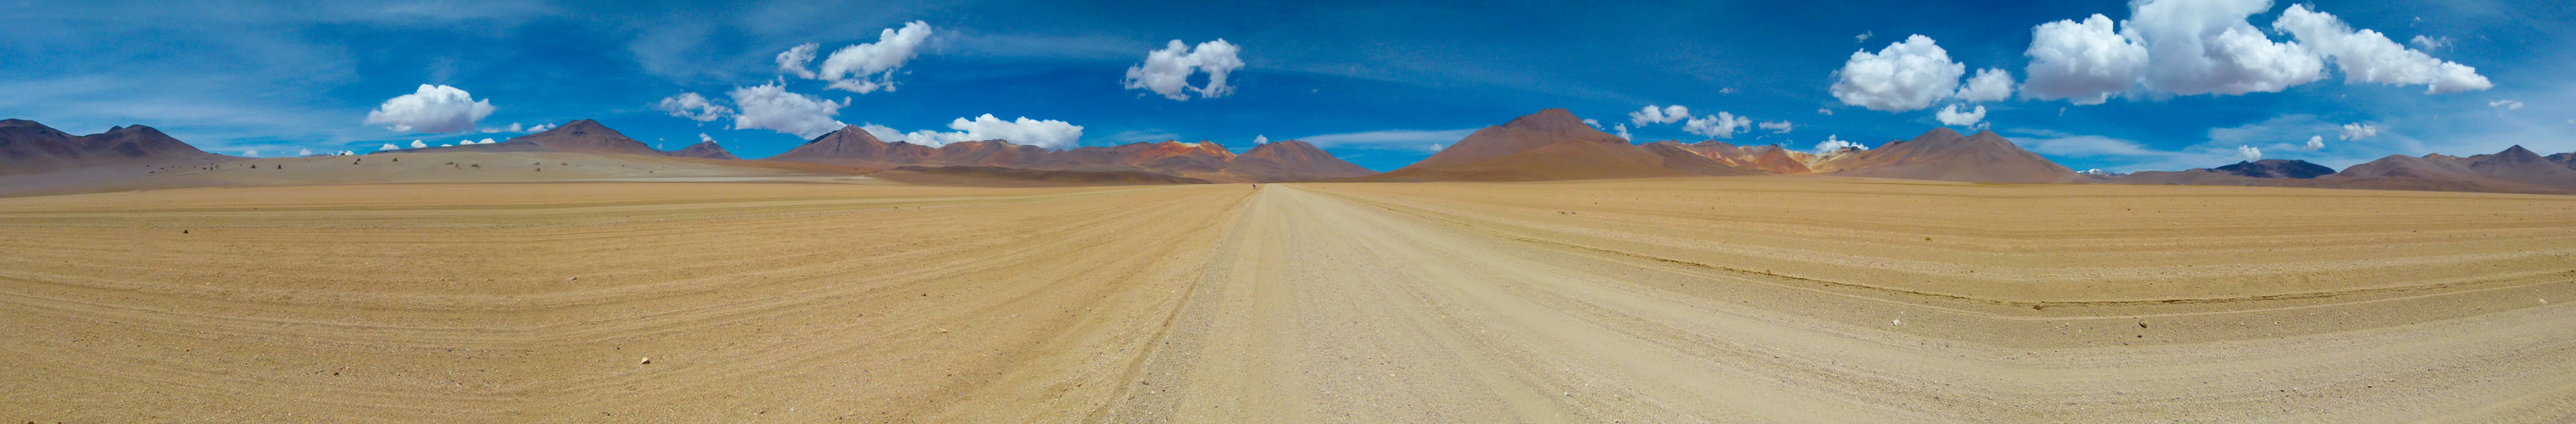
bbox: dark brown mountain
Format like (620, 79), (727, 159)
(1816, 129), (2083, 183)
(1360, 109), (1726, 181)
(1227, 140), (1376, 181)
(1656, 141), (1820, 174)
(2, 119), (234, 175)
(664, 141), (739, 160)
(2212, 159), (2336, 178)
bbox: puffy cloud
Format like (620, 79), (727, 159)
(298, 148), (312, 156)
(1614, 124), (1633, 141)
(1123, 39), (1245, 101)
(2339, 123), (2378, 140)
(899, 114), (1084, 149)
(2128, 0), (2326, 96)
(728, 82), (848, 139)
(783, 21), (934, 93)
(1758, 120), (1793, 134)
(2024, 14), (2149, 105)
(655, 92), (733, 122)
(1813, 136), (1868, 153)
(2408, 36), (2452, 51)
(1581, 119), (1600, 128)
(477, 123), (538, 133)
(1855, 31), (1872, 43)
(243, 150), (259, 157)
(2306, 135), (2324, 150)
(363, 84), (495, 133)
(1682, 112), (1753, 138)
(2489, 99), (2523, 110)
(1816, 108), (1833, 115)
(2025, 1), (2484, 105)
(858, 124), (905, 142)
(2273, 5), (2490, 94)
(378, 143), (399, 151)
(410, 140), (427, 148)
(1629, 104), (1690, 126)
(2237, 145), (2262, 161)
(1831, 35), (1965, 112)
(775, 42), (820, 79)
(1935, 104), (1988, 128)
(526, 123), (554, 132)
(1954, 68), (2016, 103)
(1253, 135), (1269, 144)
(699, 133), (716, 143)
(1426, 143), (1444, 152)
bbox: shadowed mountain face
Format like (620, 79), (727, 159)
(1, 119), (234, 175)
(664, 141), (739, 160)
(2213, 159), (2337, 179)
(762, 126), (1370, 182)
(1814, 129), (2083, 183)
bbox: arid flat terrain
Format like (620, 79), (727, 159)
(5, 177), (2574, 421)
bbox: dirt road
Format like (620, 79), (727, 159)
(5, 178), (2573, 421)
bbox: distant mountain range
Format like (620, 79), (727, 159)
(764, 125), (1374, 182)
(1363, 109), (2079, 184)
(7, 114), (2574, 195)
(1, 119), (237, 176)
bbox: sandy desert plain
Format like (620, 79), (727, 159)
(6, 112), (2576, 422)
(1, 176), (2572, 422)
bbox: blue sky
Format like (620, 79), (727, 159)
(3, 0), (2570, 172)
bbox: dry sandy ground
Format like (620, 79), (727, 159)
(3, 177), (2573, 421)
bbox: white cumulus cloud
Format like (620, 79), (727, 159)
(728, 82), (848, 139)
(786, 21), (934, 93)
(2236, 145), (2262, 161)
(2273, 5), (2491, 94)
(2408, 36), (2452, 51)
(243, 150), (258, 157)
(1614, 124), (1633, 141)
(1935, 104), (1988, 128)
(378, 143), (399, 151)
(1253, 135), (1268, 145)
(1832, 35), (1966, 112)
(1682, 112), (1753, 138)
(2306, 135), (2324, 150)
(900, 114), (1084, 149)
(1954, 68), (2016, 103)
(1814, 136), (1867, 153)
(298, 148), (312, 156)
(2339, 123), (2378, 141)
(2023, 14), (2149, 105)
(410, 140), (427, 148)
(364, 84), (495, 133)
(1630, 104), (1690, 126)
(2023, 1), (2485, 105)
(655, 92), (733, 122)
(775, 42), (820, 79)
(1123, 39), (1244, 101)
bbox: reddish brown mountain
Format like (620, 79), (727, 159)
(2, 120), (234, 175)
(1815, 129), (2083, 183)
(1362, 109), (1729, 181)
(664, 141), (740, 160)
(1228, 140), (1375, 181)
(2322, 145), (2576, 193)
(396, 120), (662, 156)
(760, 126), (1372, 181)
(1654, 141), (1820, 174)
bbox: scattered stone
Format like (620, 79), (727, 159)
(640, 357), (651, 364)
